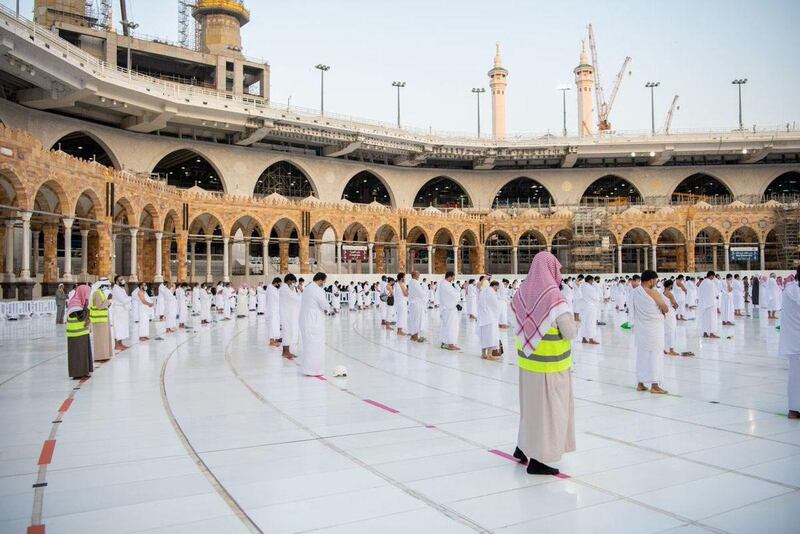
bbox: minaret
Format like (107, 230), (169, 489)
(488, 43), (508, 140)
(574, 41), (594, 137)
(193, 0), (250, 56)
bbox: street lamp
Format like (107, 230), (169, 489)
(645, 81), (660, 135)
(472, 87), (486, 138)
(558, 86), (571, 137)
(732, 78), (748, 131)
(392, 81), (406, 128)
(315, 64), (330, 116)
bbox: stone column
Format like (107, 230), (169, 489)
(686, 240), (696, 273)
(375, 244), (385, 273)
(367, 242), (374, 274)
(299, 236), (310, 273)
(759, 243), (765, 271)
(453, 245), (459, 275)
(617, 246), (623, 274)
(712, 245), (718, 271)
(31, 229), (40, 277)
(278, 241), (289, 274)
(512, 246), (519, 275)
(651, 245), (657, 272)
(222, 236), (230, 282)
(3, 220), (13, 277)
(42, 224), (58, 282)
(190, 240), (196, 281)
(244, 239), (251, 277)
(643, 246), (649, 271)
(80, 228), (89, 276)
(154, 232), (164, 283)
(723, 243), (730, 272)
(20, 212), (32, 280)
(475, 244), (486, 274)
(427, 244), (433, 275)
(397, 240), (407, 272)
(95, 220), (113, 278)
(128, 228), (139, 282)
(205, 239), (213, 283)
(262, 238), (269, 276)
(177, 231), (188, 281)
(336, 240), (343, 274)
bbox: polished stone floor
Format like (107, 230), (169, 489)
(0, 302), (797, 533)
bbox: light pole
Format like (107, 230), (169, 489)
(315, 64), (330, 116)
(645, 81), (660, 135)
(732, 78), (747, 131)
(392, 81), (406, 128)
(120, 20), (139, 76)
(558, 86), (571, 136)
(472, 87), (486, 138)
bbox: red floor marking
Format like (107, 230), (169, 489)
(313, 376), (327, 381)
(57, 399), (73, 413)
(555, 473), (571, 479)
(37, 440), (56, 466)
(78, 377), (89, 384)
(489, 449), (517, 462)
(363, 399), (399, 414)
(27, 525), (45, 534)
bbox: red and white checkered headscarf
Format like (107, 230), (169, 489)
(511, 251), (570, 354)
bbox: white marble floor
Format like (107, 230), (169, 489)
(0, 303), (797, 534)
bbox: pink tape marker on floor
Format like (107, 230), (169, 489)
(363, 399), (399, 414)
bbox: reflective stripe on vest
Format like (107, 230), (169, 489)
(516, 328), (572, 374)
(66, 314), (89, 338)
(89, 289), (109, 324)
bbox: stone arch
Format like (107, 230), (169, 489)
(33, 179), (70, 215)
(656, 227), (686, 272)
(343, 222), (369, 242)
(73, 188), (103, 220)
(374, 223), (399, 244)
(761, 171), (800, 201)
(551, 229), (573, 272)
(485, 229), (514, 274)
(0, 167), (29, 209)
(139, 204), (161, 231)
(492, 177), (554, 209)
(151, 148), (225, 192)
(188, 212), (224, 237)
(694, 226), (725, 272)
(764, 228), (783, 269)
(517, 229), (548, 274)
(268, 217), (300, 274)
(458, 229), (479, 275)
(407, 225), (430, 244)
(406, 226), (430, 273)
(432, 228), (455, 274)
(229, 214), (264, 239)
(374, 223), (399, 274)
(163, 209), (180, 233)
(413, 176), (472, 208)
(50, 130), (121, 169)
(340, 170), (394, 206)
(254, 160), (317, 199)
(729, 226), (761, 271)
(310, 220), (338, 273)
(620, 228), (652, 274)
(581, 175), (643, 205)
(671, 173), (733, 204)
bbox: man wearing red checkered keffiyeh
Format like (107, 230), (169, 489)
(511, 251), (579, 476)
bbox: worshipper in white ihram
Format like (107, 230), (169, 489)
(177, 283), (189, 327)
(497, 279), (511, 329)
(257, 283), (267, 315)
(136, 282), (154, 341)
(720, 274), (735, 326)
(299, 272), (332, 376)
(733, 274), (745, 317)
(662, 279), (693, 357)
(199, 283), (212, 324)
(111, 275), (131, 351)
(160, 282), (178, 333)
(674, 275), (688, 320)
(407, 271), (427, 342)
(477, 279), (502, 361)
(511, 251), (577, 476)
(777, 269), (800, 419)
(438, 271), (461, 351)
(630, 270), (669, 394)
(236, 284), (249, 318)
(767, 274), (781, 319)
(395, 272), (410, 336)
(698, 272), (721, 338)
(266, 277), (282, 346)
(579, 275), (601, 344)
(279, 274), (301, 359)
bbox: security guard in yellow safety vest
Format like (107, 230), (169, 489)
(88, 279), (114, 362)
(515, 328), (572, 374)
(66, 285), (93, 379)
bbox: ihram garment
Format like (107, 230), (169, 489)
(477, 285), (500, 350)
(267, 285), (281, 339)
(697, 278), (719, 335)
(720, 280), (735, 323)
(578, 282), (600, 339)
(407, 278), (426, 337)
(497, 284), (510, 325)
(160, 284), (177, 330)
(395, 282), (409, 330)
(111, 284), (131, 342)
(630, 286), (665, 385)
(279, 284), (301, 351)
(778, 281), (800, 412)
(438, 280), (461, 345)
(299, 283), (331, 376)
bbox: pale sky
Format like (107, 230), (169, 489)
(12, 0), (800, 136)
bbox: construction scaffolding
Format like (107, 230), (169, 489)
(776, 206), (800, 269)
(571, 206), (614, 273)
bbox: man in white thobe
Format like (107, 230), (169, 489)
(477, 279), (501, 360)
(579, 276), (601, 344)
(111, 275), (131, 351)
(266, 278), (282, 346)
(733, 274), (745, 317)
(299, 272), (332, 376)
(698, 272), (721, 338)
(177, 284), (189, 327)
(438, 271), (461, 350)
(573, 275), (585, 322)
(160, 282), (178, 333)
(497, 279), (510, 329)
(720, 274), (735, 326)
(631, 270), (669, 394)
(777, 270), (799, 419)
(279, 274), (301, 359)
(257, 284), (267, 315)
(767, 274), (781, 319)
(407, 271), (427, 342)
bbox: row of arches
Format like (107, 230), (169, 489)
(49, 132), (800, 207)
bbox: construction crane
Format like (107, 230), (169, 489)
(663, 95), (680, 134)
(587, 24), (632, 132)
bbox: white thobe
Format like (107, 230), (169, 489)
(348, 286), (356, 310)
(299, 283), (330, 376)
(111, 285), (131, 341)
(257, 286), (267, 314)
(160, 285), (177, 330)
(177, 287), (188, 325)
(222, 287), (233, 319)
(407, 279), (426, 336)
(674, 285), (687, 317)
(614, 284), (626, 310)
(155, 290), (165, 319)
(698, 279), (720, 335)
(214, 285), (224, 313)
(477, 287), (500, 350)
(561, 284), (574, 313)
(279, 285), (301, 350)
(733, 279), (745, 310)
(266, 285), (281, 339)
(631, 286), (665, 384)
(497, 285), (510, 326)
(767, 279), (781, 312)
(236, 288), (249, 317)
(579, 283), (600, 339)
(248, 289), (257, 311)
(664, 300), (677, 350)
(466, 285), (477, 316)
(395, 283), (409, 330)
(720, 281), (734, 323)
(686, 283), (698, 318)
(138, 292), (152, 338)
(438, 281), (461, 345)
(573, 283), (584, 316)
(199, 289), (211, 322)
(192, 287), (201, 314)
(778, 282), (800, 411)
(131, 288), (140, 323)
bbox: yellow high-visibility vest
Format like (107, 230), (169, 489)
(516, 328), (572, 374)
(89, 289), (109, 324)
(66, 313), (89, 338)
